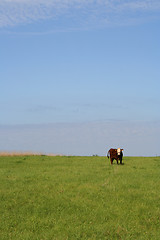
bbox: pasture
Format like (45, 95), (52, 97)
(0, 155), (160, 240)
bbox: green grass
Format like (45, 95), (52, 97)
(0, 155), (160, 239)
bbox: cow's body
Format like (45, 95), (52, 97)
(107, 148), (123, 164)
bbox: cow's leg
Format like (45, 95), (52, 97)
(116, 158), (119, 164)
(110, 158), (113, 164)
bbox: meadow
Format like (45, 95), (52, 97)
(0, 155), (160, 240)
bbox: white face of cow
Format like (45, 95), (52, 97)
(117, 148), (121, 155)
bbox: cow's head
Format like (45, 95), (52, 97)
(117, 148), (124, 155)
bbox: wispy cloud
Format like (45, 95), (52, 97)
(0, 0), (160, 31)
(0, 120), (160, 156)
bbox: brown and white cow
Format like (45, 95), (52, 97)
(107, 148), (124, 164)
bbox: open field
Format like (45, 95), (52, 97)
(0, 155), (160, 240)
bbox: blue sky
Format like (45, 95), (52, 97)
(1, 0), (160, 156)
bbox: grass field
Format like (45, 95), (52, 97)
(0, 155), (160, 240)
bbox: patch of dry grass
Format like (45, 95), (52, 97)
(0, 151), (62, 156)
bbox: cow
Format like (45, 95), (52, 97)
(107, 148), (124, 165)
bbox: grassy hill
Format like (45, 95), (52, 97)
(0, 155), (160, 239)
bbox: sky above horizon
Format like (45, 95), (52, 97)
(1, 0), (160, 156)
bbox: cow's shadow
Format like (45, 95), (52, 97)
(111, 162), (124, 165)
